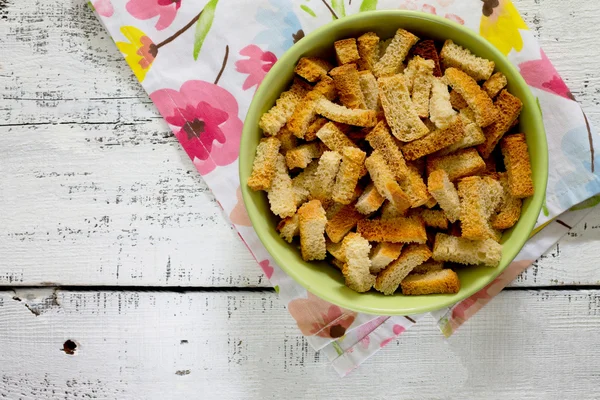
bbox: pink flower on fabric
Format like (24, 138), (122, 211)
(258, 260), (274, 279)
(380, 324), (405, 348)
(150, 80), (242, 175)
(235, 45), (277, 91)
(422, 4), (437, 14)
(288, 292), (357, 338)
(356, 316), (388, 349)
(126, 0), (181, 31)
(519, 49), (573, 100)
(93, 0), (114, 17)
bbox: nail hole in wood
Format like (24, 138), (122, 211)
(62, 340), (77, 355)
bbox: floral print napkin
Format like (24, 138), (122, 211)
(91, 0), (600, 377)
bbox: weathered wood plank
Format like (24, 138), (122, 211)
(0, 289), (599, 399)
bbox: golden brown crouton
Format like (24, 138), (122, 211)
(449, 90), (468, 110)
(370, 242), (403, 274)
(411, 209), (449, 230)
(316, 121), (357, 151)
(401, 269), (460, 295)
(373, 28), (419, 77)
(427, 169), (461, 223)
(365, 151), (412, 212)
(297, 200), (327, 261)
(403, 165), (431, 208)
(355, 183), (385, 215)
(327, 240), (346, 262)
(411, 56), (435, 118)
(332, 147), (366, 204)
(436, 109), (486, 156)
(440, 39), (494, 81)
(357, 32), (380, 71)
(458, 176), (503, 241)
(285, 142), (324, 169)
(311, 151), (343, 201)
(378, 74), (430, 142)
(482, 72), (508, 99)
(325, 202), (366, 243)
(429, 77), (457, 129)
(277, 214), (299, 243)
(330, 63), (367, 109)
(304, 117), (328, 142)
(314, 95), (377, 127)
(491, 172), (522, 230)
(276, 125), (298, 153)
(294, 57), (334, 82)
(444, 67), (497, 128)
(365, 121), (410, 179)
(358, 71), (379, 110)
(335, 38), (360, 65)
(247, 137), (282, 191)
(287, 91), (321, 139)
(410, 260), (444, 275)
(432, 233), (502, 267)
(501, 133), (534, 198)
(426, 148), (486, 182)
(357, 216), (427, 243)
(374, 244), (432, 295)
(259, 80), (311, 135)
(412, 39), (442, 77)
(268, 154), (297, 218)
(313, 75), (338, 101)
(478, 90), (523, 158)
(341, 233), (375, 292)
(380, 201), (406, 220)
(402, 116), (465, 161)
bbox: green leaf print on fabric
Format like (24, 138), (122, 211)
(300, 4), (317, 17)
(331, 0), (346, 18)
(193, 0), (219, 60)
(570, 195), (600, 211)
(359, 0), (378, 12)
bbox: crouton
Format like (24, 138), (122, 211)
(247, 137), (281, 191)
(331, 63), (367, 109)
(378, 74), (430, 142)
(357, 216), (427, 243)
(436, 109), (485, 156)
(341, 233), (375, 292)
(315, 95), (377, 127)
(365, 151), (412, 212)
(374, 244), (432, 295)
(412, 39), (442, 77)
(410, 260), (444, 275)
(355, 183), (385, 215)
(478, 90), (523, 158)
(268, 154), (297, 218)
(440, 39), (494, 81)
(316, 121), (357, 150)
(403, 165), (431, 207)
(277, 214), (299, 243)
(444, 67), (497, 128)
(304, 117), (328, 142)
(335, 38), (360, 65)
(297, 200), (327, 261)
(449, 90), (468, 110)
(314, 75), (338, 101)
(411, 56), (435, 117)
(403, 56), (419, 94)
(401, 269), (460, 295)
(332, 147), (366, 204)
(501, 133), (534, 198)
(365, 121), (410, 177)
(458, 176), (502, 241)
(276, 125), (298, 153)
(491, 173), (522, 230)
(311, 151), (343, 201)
(426, 148), (486, 182)
(291, 161), (318, 207)
(373, 28), (419, 77)
(357, 32), (381, 71)
(358, 71), (379, 110)
(287, 91), (321, 138)
(411, 209), (449, 230)
(427, 169), (460, 223)
(294, 57), (334, 82)
(429, 77), (457, 129)
(432, 233), (502, 267)
(325, 201), (366, 243)
(327, 240), (346, 262)
(402, 116), (464, 160)
(482, 72), (507, 99)
(380, 201), (406, 220)
(285, 142), (324, 169)
(259, 80), (310, 135)
(370, 242), (403, 274)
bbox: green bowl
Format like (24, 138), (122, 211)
(240, 10), (548, 315)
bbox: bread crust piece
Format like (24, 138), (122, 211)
(378, 74), (430, 142)
(332, 147), (366, 205)
(314, 95), (377, 127)
(444, 67), (497, 128)
(411, 56), (435, 118)
(369, 242), (403, 274)
(334, 38), (360, 65)
(304, 117), (328, 142)
(412, 40), (442, 77)
(401, 269), (460, 295)
(357, 216), (427, 243)
(297, 200), (327, 261)
(341, 233), (375, 292)
(325, 201), (366, 244)
(501, 133), (534, 198)
(432, 233), (502, 267)
(285, 142), (324, 170)
(440, 39), (495, 81)
(482, 72), (508, 99)
(357, 32), (381, 71)
(478, 90), (523, 158)
(365, 151), (412, 212)
(402, 116), (465, 161)
(267, 154), (297, 218)
(491, 172), (522, 229)
(410, 260), (444, 275)
(427, 169), (461, 223)
(449, 90), (468, 110)
(355, 183), (385, 215)
(259, 80), (311, 136)
(458, 176), (503, 241)
(277, 214), (299, 243)
(331, 63), (367, 109)
(247, 137), (281, 191)
(276, 125), (298, 153)
(374, 244), (432, 295)
(294, 57), (334, 82)
(426, 148), (486, 182)
(436, 108), (485, 156)
(358, 71), (379, 110)
(429, 77), (457, 130)
(373, 28), (419, 77)
(410, 209), (448, 230)
(365, 121), (409, 179)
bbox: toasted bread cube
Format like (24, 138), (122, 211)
(374, 244), (432, 295)
(315, 95), (377, 127)
(482, 72), (508, 99)
(294, 57), (333, 82)
(285, 142), (324, 170)
(401, 269), (460, 295)
(291, 161), (318, 207)
(277, 214), (299, 243)
(378, 74), (430, 142)
(357, 32), (381, 71)
(440, 39), (494, 81)
(357, 216), (427, 244)
(366, 121), (410, 179)
(332, 147), (366, 205)
(314, 75), (337, 101)
(355, 183), (385, 215)
(311, 151), (343, 202)
(247, 137), (281, 191)
(403, 56), (419, 94)
(276, 125), (298, 153)
(287, 91), (320, 138)
(358, 71), (379, 110)
(365, 151), (412, 212)
(402, 116), (465, 161)
(334, 38), (360, 65)
(458, 176), (503, 241)
(412, 209), (449, 230)
(330, 63), (367, 109)
(478, 90), (523, 158)
(432, 233), (502, 267)
(304, 117), (328, 142)
(444, 67), (497, 128)
(427, 169), (460, 223)
(341, 233), (375, 292)
(370, 242), (403, 274)
(380, 201), (406, 220)
(501, 133), (534, 198)
(268, 154), (297, 218)
(373, 28), (419, 77)
(403, 165), (430, 208)
(259, 80), (311, 136)
(325, 202), (366, 243)
(411, 56), (435, 118)
(316, 122), (357, 150)
(410, 260), (444, 275)
(427, 148), (486, 182)
(437, 109), (486, 156)
(297, 200), (327, 261)
(491, 172), (522, 230)
(327, 240), (346, 262)
(449, 90), (468, 110)
(412, 39), (442, 77)
(429, 77), (457, 130)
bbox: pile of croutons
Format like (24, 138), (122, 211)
(247, 28), (534, 296)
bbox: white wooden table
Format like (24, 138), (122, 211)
(1, 0), (600, 398)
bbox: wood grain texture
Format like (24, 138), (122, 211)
(1, 0), (600, 287)
(0, 289), (599, 399)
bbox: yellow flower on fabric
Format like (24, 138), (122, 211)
(116, 26), (157, 82)
(479, 0), (528, 56)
